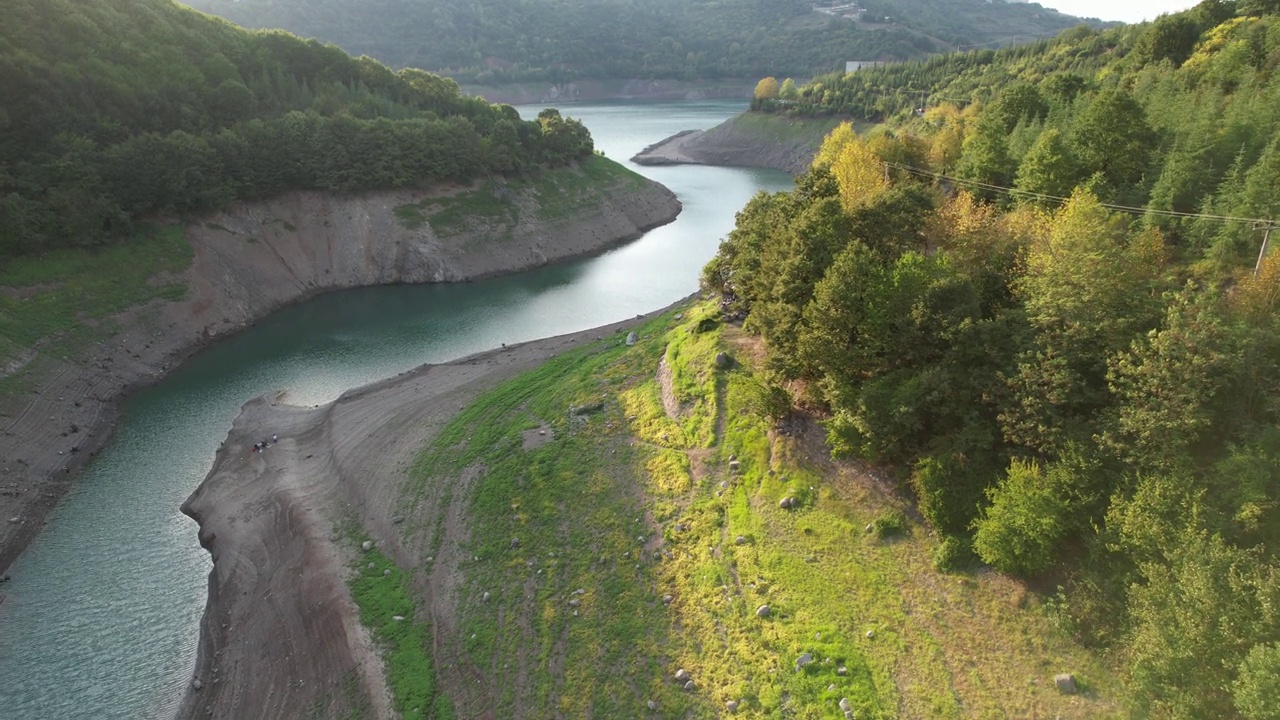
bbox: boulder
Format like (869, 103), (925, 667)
(714, 351), (732, 369)
(360, 540), (373, 551)
(674, 668), (690, 682)
(795, 652), (814, 671)
(726, 699), (739, 712)
(839, 697), (851, 712)
(735, 535), (747, 545)
(1054, 673), (1077, 694)
(647, 700), (658, 711)
(728, 459), (741, 473)
(756, 604), (771, 618)
(626, 332), (638, 346)
(683, 680), (695, 691)
(837, 665), (848, 676)
(192, 678), (203, 691)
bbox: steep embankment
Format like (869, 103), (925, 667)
(632, 112), (845, 175)
(0, 159), (680, 577)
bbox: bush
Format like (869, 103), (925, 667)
(932, 534), (977, 572)
(870, 510), (908, 539)
(972, 459), (1069, 577)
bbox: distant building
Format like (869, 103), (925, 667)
(845, 61), (886, 73)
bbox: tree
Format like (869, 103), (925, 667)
(779, 77), (798, 100)
(955, 116), (1016, 194)
(1070, 90), (1157, 189)
(972, 458), (1070, 576)
(1235, 643), (1280, 720)
(753, 76), (779, 100)
(1015, 128), (1080, 202)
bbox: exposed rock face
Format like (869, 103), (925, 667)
(0, 168), (681, 576)
(464, 78), (757, 105)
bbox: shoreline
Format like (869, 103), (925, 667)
(630, 112), (843, 175)
(0, 166), (681, 579)
(174, 298), (696, 718)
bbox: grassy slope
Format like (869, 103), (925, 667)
(369, 301), (1123, 719)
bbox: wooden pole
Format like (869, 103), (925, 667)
(1256, 223), (1275, 277)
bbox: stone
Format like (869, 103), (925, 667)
(837, 666), (848, 676)
(865, 523), (874, 533)
(1054, 673), (1077, 694)
(756, 604), (771, 618)
(735, 535), (747, 545)
(714, 351), (732, 369)
(683, 680), (695, 691)
(728, 460), (741, 472)
(674, 668), (690, 682)
(626, 332), (638, 346)
(425, 556), (433, 563)
(647, 700), (658, 711)
(510, 537), (520, 548)
(663, 594), (674, 604)
(192, 679), (203, 691)
(392, 615), (405, 622)
(827, 684), (836, 692)
(720, 481), (729, 489)
(779, 497), (793, 509)
(391, 516), (405, 524)
(383, 569), (392, 576)
(726, 699), (739, 712)
(482, 592), (491, 602)
(839, 697), (852, 712)
(865, 630), (875, 639)
(360, 540), (373, 551)
(795, 652), (814, 671)
(8, 517), (20, 524)
(569, 598), (580, 607)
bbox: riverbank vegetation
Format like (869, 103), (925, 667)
(705, 3), (1280, 716)
(0, 0), (593, 258)
(393, 305), (1112, 718)
(183, 0), (1090, 85)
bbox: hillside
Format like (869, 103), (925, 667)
(180, 0), (1093, 85)
(0, 0), (593, 258)
(184, 300), (1119, 719)
(702, 2), (1280, 717)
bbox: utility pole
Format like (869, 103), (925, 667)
(1255, 221), (1277, 277)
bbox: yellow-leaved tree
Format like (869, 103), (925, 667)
(814, 122), (888, 212)
(753, 76), (779, 100)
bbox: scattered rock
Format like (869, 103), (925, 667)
(383, 569), (392, 576)
(779, 497), (794, 509)
(360, 540), (373, 551)
(865, 523), (874, 533)
(865, 630), (875, 639)
(192, 679), (203, 691)
(827, 684), (836, 692)
(683, 680), (695, 692)
(510, 537), (520, 548)
(482, 592), (491, 602)
(674, 668), (690, 682)
(626, 332), (638, 346)
(569, 598), (580, 607)
(756, 604), (771, 618)
(714, 351), (732, 369)
(8, 517), (19, 524)
(425, 556), (434, 563)
(392, 615), (405, 622)
(1054, 673), (1077, 694)
(837, 666), (848, 676)
(795, 652), (814, 671)
(728, 459), (741, 473)
(839, 697), (852, 712)
(392, 516), (405, 524)
(571, 401), (605, 415)
(663, 594), (674, 604)
(726, 699), (739, 712)
(720, 481), (729, 489)
(735, 535), (747, 545)
(367, 562), (375, 569)
(647, 700), (658, 711)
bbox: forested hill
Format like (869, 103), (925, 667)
(707, 2), (1280, 717)
(0, 0), (593, 258)
(180, 0), (1092, 85)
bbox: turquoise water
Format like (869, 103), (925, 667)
(0, 100), (791, 719)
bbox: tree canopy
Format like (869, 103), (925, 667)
(0, 0), (594, 258)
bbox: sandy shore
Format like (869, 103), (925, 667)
(175, 300), (692, 719)
(0, 168), (680, 579)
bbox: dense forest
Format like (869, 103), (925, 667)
(182, 0), (1091, 84)
(710, 1), (1280, 717)
(0, 0), (593, 258)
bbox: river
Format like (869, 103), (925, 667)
(0, 101), (791, 719)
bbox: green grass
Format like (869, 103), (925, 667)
(348, 545), (455, 720)
(731, 112), (852, 147)
(0, 224), (192, 386)
(390, 300), (1121, 718)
